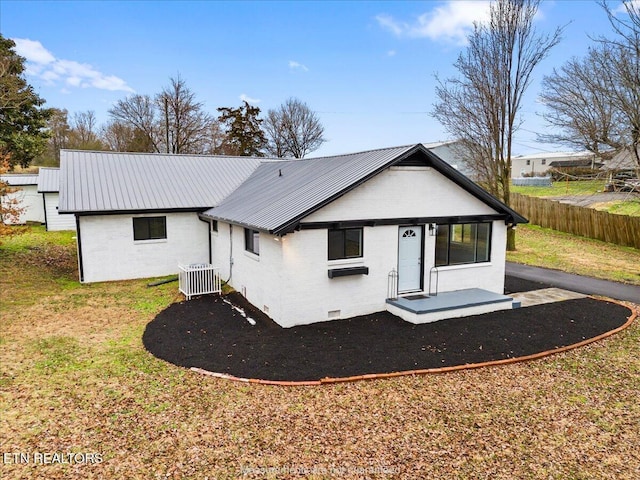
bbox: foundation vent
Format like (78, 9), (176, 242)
(328, 310), (341, 320)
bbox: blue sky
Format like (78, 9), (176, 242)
(1, 0), (633, 157)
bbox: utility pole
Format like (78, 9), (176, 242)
(164, 95), (170, 154)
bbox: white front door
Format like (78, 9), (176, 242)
(398, 226), (423, 293)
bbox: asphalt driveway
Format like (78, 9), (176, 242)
(506, 262), (640, 303)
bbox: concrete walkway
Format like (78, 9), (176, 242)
(506, 262), (640, 303)
(511, 288), (587, 308)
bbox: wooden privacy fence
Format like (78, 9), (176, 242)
(511, 193), (640, 249)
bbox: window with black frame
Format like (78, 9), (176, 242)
(328, 228), (363, 260)
(244, 228), (260, 255)
(133, 216), (167, 241)
(435, 222), (491, 266)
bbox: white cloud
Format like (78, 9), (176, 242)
(288, 60), (309, 72)
(376, 1), (491, 45)
(11, 37), (134, 93)
(387, 50), (397, 57)
(376, 14), (404, 36)
(12, 38), (55, 64)
(239, 93), (261, 104)
(615, 0), (640, 14)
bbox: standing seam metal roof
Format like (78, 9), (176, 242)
(202, 144), (527, 233)
(1, 174), (39, 186)
(202, 145), (416, 232)
(37, 168), (61, 193)
(58, 150), (264, 213)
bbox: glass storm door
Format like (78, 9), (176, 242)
(398, 226), (423, 293)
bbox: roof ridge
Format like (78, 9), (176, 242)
(60, 149), (282, 161)
(304, 143), (417, 161)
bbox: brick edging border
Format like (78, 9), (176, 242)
(191, 299), (638, 387)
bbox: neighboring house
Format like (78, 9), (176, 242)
(511, 151), (598, 178)
(603, 146), (640, 173)
(60, 145), (527, 327)
(58, 150), (262, 283)
(423, 140), (476, 179)
(0, 174), (45, 224)
(37, 168), (76, 231)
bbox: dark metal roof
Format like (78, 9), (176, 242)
(0, 174), (39, 186)
(37, 167), (60, 193)
(59, 150), (263, 213)
(202, 144), (527, 234)
(548, 159), (603, 168)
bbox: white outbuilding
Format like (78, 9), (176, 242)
(37, 167), (76, 231)
(0, 174), (45, 224)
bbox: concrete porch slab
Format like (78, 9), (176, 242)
(511, 288), (588, 308)
(386, 288), (515, 324)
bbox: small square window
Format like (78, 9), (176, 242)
(328, 228), (363, 260)
(133, 217), (166, 241)
(244, 228), (260, 255)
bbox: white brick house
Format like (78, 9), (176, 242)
(60, 145), (527, 326)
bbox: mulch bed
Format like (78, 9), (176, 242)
(142, 278), (632, 382)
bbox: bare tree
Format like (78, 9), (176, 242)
(36, 107), (70, 165)
(596, 1), (639, 172)
(541, 1), (639, 174)
(264, 97), (325, 158)
(101, 120), (155, 152)
(432, 0), (562, 250)
(156, 75), (214, 154)
(539, 46), (624, 156)
(69, 111), (104, 149)
(200, 119), (227, 155)
(263, 109), (289, 158)
(108, 94), (161, 152)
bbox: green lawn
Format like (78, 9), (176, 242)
(1, 226), (639, 479)
(508, 224), (640, 285)
(511, 179), (607, 197)
(592, 199), (640, 217)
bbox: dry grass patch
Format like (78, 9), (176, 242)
(1, 227), (639, 479)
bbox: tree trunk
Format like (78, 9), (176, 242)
(506, 225), (517, 251)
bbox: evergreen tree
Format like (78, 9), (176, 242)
(217, 101), (267, 156)
(0, 35), (52, 169)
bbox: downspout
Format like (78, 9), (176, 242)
(75, 214), (84, 283)
(197, 214), (233, 283)
(227, 224), (233, 283)
(42, 193), (48, 231)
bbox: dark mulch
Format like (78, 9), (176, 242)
(142, 281), (632, 382)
